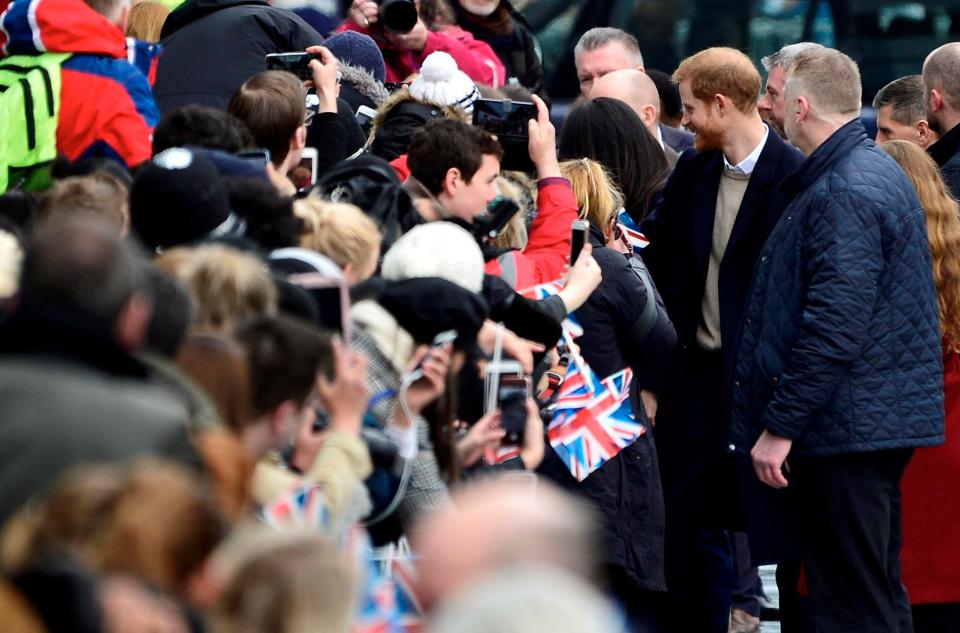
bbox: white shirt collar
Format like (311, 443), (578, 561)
(723, 125), (769, 175)
(654, 124), (665, 150)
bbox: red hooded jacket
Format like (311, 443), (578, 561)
(0, 0), (159, 168)
(337, 19), (504, 86)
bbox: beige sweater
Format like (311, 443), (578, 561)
(252, 430), (373, 522)
(696, 168), (751, 350)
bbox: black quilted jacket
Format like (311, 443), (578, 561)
(729, 120), (945, 457)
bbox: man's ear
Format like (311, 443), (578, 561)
(641, 104), (658, 128)
(917, 119), (937, 148)
(795, 95), (810, 124)
(931, 88), (945, 114)
(714, 93), (727, 116)
(442, 166), (462, 197)
(293, 125), (307, 151)
(115, 293), (152, 353)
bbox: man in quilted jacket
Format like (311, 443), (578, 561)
(731, 47), (944, 632)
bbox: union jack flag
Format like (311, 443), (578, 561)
(617, 208), (649, 254)
(547, 332), (645, 481)
(260, 483), (329, 530)
(518, 279), (584, 339)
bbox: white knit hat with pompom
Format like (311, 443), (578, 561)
(408, 51), (480, 115)
(381, 222), (485, 293)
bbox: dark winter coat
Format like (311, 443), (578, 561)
(154, 0), (323, 113)
(928, 121), (960, 199)
(0, 305), (197, 525)
(538, 225), (676, 591)
(641, 125), (804, 389)
(730, 120), (945, 457)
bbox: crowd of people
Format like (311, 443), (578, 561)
(0, 0), (959, 631)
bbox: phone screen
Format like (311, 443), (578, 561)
(498, 375), (530, 445)
(570, 220), (588, 264)
(472, 99), (538, 138)
(291, 148), (318, 190)
(265, 52), (315, 80)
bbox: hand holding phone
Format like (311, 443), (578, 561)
(305, 45), (339, 112)
(527, 94), (560, 179)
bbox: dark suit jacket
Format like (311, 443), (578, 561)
(660, 123), (695, 154)
(641, 127), (804, 383)
(639, 127), (805, 560)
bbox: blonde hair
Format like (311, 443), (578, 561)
(295, 198), (382, 281)
(126, 0), (170, 42)
(180, 245), (277, 333)
(559, 158), (623, 231)
(672, 47), (762, 114)
(787, 48), (862, 117)
(881, 140), (960, 351)
(217, 531), (360, 633)
(492, 175), (530, 250)
(38, 173), (129, 234)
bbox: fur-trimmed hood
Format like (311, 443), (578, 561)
(368, 88), (469, 162)
(340, 62), (389, 109)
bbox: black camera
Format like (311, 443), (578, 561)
(378, 0), (418, 33)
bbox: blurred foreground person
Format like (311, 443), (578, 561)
(411, 478), (598, 610)
(0, 218), (194, 526)
(426, 565), (626, 633)
(216, 529), (360, 633)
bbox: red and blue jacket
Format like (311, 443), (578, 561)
(0, 0), (160, 169)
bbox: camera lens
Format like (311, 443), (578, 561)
(379, 0), (418, 33)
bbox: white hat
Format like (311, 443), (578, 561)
(381, 222), (484, 293)
(409, 52), (480, 115)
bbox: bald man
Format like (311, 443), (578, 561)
(923, 42), (960, 197)
(590, 69), (680, 167)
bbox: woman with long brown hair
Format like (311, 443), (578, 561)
(882, 139), (960, 632)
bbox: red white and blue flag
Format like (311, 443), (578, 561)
(518, 279), (584, 340)
(547, 332), (645, 481)
(260, 483), (330, 530)
(617, 208), (649, 254)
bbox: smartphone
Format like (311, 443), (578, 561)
(484, 359), (523, 418)
(355, 104), (377, 137)
(407, 329), (457, 382)
(472, 99), (538, 174)
(237, 148), (271, 166)
(291, 147), (318, 190)
(287, 272), (351, 342)
(472, 99), (537, 138)
(498, 375), (530, 445)
(265, 52), (317, 80)
(570, 219), (589, 265)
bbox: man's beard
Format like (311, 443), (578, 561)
(692, 118), (725, 152)
(928, 109), (945, 135)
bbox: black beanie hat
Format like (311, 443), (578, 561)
(378, 277), (488, 349)
(130, 148), (231, 250)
